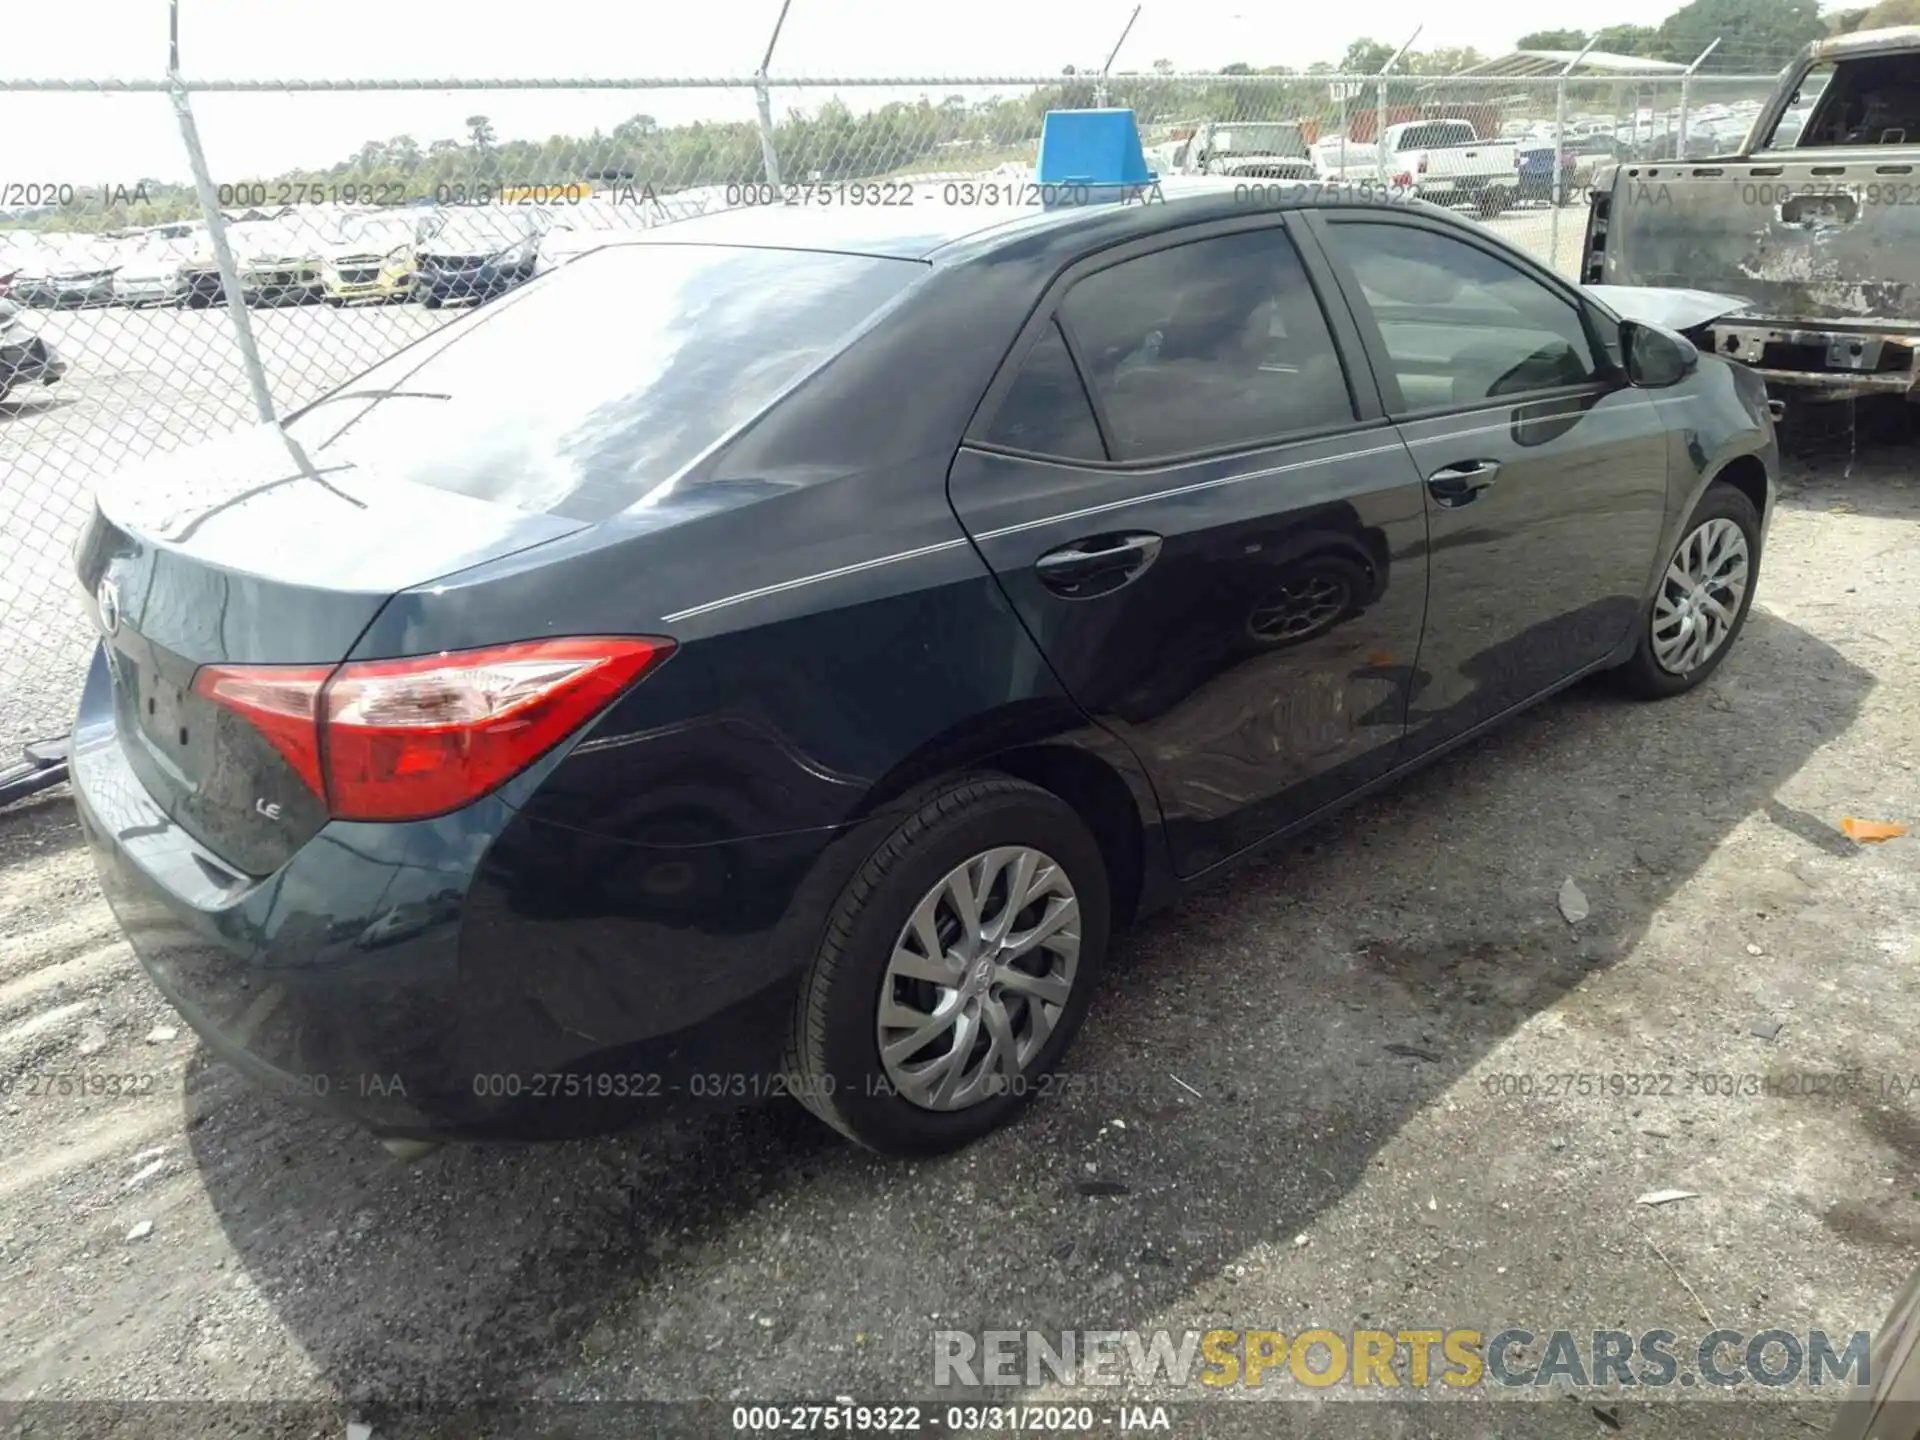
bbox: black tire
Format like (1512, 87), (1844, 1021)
(1615, 483), (1762, 700)
(1476, 186), (1511, 219)
(421, 293), (443, 310)
(326, 296), (346, 308)
(784, 774), (1111, 1156)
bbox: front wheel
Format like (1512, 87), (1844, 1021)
(1615, 484), (1761, 699)
(784, 775), (1111, 1157)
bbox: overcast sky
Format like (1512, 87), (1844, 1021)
(3, 0), (1729, 181)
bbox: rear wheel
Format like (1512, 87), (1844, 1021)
(1615, 484), (1761, 699)
(1476, 186), (1511, 218)
(785, 775), (1111, 1156)
(421, 293), (443, 309)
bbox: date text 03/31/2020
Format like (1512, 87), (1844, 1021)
(728, 1404), (1172, 1433)
(462, 1071), (1158, 1103)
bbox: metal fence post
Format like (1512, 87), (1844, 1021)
(1096, 5), (1141, 110)
(753, 0), (792, 186)
(1550, 76), (1568, 270)
(1374, 27), (1421, 187)
(1550, 37), (1597, 278)
(167, 80), (276, 423)
(753, 80), (782, 185)
(1677, 38), (1723, 159)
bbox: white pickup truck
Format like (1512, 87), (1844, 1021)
(1151, 121), (1320, 181)
(1316, 119), (1521, 217)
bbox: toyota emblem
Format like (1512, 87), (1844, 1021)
(96, 577), (121, 637)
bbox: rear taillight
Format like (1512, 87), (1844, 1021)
(192, 636), (674, 823)
(1393, 171), (1414, 188)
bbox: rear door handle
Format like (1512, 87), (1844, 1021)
(1426, 460), (1501, 507)
(1035, 532), (1163, 598)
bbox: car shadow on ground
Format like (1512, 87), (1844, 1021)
(167, 597), (1875, 1439)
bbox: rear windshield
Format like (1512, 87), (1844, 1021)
(284, 243), (924, 521)
(1398, 122), (1477, 149)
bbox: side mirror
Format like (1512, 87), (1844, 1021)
(1621, 319), (1698, 387)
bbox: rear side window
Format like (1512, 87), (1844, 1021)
(1397, 122), (1475, 150)
(1059, 227), (1355, 463)
(981, 321), (1106, 461)
(284, 244), (923, 522)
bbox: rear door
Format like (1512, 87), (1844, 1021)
(947, 217), (1432, 877)
(1302, 210), (1670, 754)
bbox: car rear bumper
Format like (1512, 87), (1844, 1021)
(69, 644), (840, 1141)
(113, 281), (185, 304)
(321, 274), (411, 300)
(1711, 321), (1920, 399)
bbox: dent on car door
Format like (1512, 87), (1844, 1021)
(1309, 213), (1671, 753)
(945, 220), (1432, 877)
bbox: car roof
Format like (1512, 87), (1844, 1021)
(620, 177), (1457, 264)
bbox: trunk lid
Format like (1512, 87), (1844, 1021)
(75, 420), (588, 876)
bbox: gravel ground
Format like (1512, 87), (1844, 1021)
(0, 405), (1915, 1440)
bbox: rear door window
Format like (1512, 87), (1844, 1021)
(980, 321), (1107, 461)
(283, 244), (924, 522)
(1058, 227), (1356, 462)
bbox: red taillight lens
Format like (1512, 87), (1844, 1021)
(193, 636), (674, 823)
(192, 664), (332, 797)
(1393, 171), (1414, 188)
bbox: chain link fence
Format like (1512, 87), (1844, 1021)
(0, 65), (1782, 757)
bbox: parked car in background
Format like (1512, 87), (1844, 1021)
(113, 231), (205, 307)
(69, 133), (1780, 1159)
(320, 213), (420, 306)
(1163, 121), (1320, 180)
(1317, 119), (1522, 217)
(1584, 24), (1920, 403)
(14, 238), (120, 308)
(233, 220), (325, 306)
(413, 207), (548, 307)
(1564, 132), (1628, 192)
(0, 295), (67, 402)
(1515, 142), (1576, 205)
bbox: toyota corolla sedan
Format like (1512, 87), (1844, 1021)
(70, 151), (1778, 1158)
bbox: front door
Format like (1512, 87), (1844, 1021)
(947, 220), (1432, 876)
(1306, 213), (1671, 752)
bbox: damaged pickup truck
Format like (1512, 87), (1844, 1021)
(1581, 25), (1920, 403)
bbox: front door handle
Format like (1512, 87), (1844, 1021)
(1426, 460), (1501, 507)
(1035, 532), (1164, 598)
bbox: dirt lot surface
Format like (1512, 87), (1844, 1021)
(1, 409), (1916, 1440)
